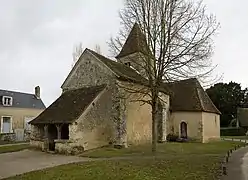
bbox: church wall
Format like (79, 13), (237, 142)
(68, 87), (117, 151)
(118, 81), (170, 145)
(62, 50), (116, 92)
(170, 111), (203, 141)
(126, 93), (153, 145)
(202, 112), (220, 143)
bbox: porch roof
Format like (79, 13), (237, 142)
(30, 85), (106, 125)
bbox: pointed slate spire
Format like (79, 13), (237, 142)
(116, 23), (151, 59)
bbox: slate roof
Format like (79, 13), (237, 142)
(30, 85), (105, 124)
(164, 78), (221, 114)
(116, 23), (151, 59)
(0, 89), (45, 109)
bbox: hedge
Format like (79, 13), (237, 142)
(220, 127), (246, 136)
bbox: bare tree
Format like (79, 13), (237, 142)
(109, 0), (219, 152)
(94, 44), (102, 54)
(72, 42), (83, 68)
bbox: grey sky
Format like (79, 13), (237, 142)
(0, 0), (246, 106)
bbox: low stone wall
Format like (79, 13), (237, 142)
(30, 139), (45, 151)
(55, 140), (84, 155)
(0, 133), (16, 142)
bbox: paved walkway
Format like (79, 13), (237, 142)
(221, 146), (248, 180)
(0, 150), (91, 179)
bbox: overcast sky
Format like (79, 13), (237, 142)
(0, 0), (246, 106)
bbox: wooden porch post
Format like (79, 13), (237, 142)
(44, 125), (48, 139)
(56, 124), (62, 140)
(43, 125), (49, 151)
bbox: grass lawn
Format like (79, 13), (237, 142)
(0, 140), (28, 145)
(4, 141), (244, 180)
(0, 144), (30, 154)
(222, 136), (248, 140)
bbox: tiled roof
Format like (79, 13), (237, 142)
(165, 78), (221, 114)
(0, 89), (45, 109)
(116, 23), (151, 59)
(88, 49), (149, 85)
(88, 49), (170, 94)
(30, 85), (105, 124)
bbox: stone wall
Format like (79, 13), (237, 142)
(0, 133), (16, 142)
(62, 50), (116, 92)
(118, 81), (170, 145)
(202, 112), (220, 143)
(170, 111), (203, 141)
(30, 125), (44, 140)
(69, 87), (117, 151)
(55, 140), (84, 155)
(30, 140), (44, 150)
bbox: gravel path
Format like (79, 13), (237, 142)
(0, 150), (91, 179)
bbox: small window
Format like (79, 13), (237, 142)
(124, 62), (131, 67)
(2, 96), (13, 106)
(1, 116), (12, 133)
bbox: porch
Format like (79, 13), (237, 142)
(30, 123), (70, 152)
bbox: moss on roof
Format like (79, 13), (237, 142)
(165, 78), (221, 114)
(30, 85), (106, 124)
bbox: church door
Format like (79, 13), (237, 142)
(180, 122), (188, 139)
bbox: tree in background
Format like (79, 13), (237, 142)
(206, 82), (245, 127)
(72, 42), (83, 68)
(109, 0), (219, 152)
(72, 43), (101, 68)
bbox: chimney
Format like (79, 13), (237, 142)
(35, 86), (40, 99)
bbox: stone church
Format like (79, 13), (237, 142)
(30, 23), (221, 154)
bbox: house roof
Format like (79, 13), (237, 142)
(0, 89), (45, 109)
(116, 23), (151, 59)
(165, 78), (221, 114)
(30, 85), (105, 124)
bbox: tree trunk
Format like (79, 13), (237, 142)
(152, 97), (158, 153)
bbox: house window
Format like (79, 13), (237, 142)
(2, 96), (13, 106)
(1, 116), (12, 133)
(124, 62), (131, 67)
(24, 117), (34, 131)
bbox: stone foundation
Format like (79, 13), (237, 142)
(55, 140), (84, 155)
(30, 139), (45, 150)
(0, 133), (16, 142)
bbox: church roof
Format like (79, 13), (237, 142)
(88, 49), (149, 85)
(165, 78), (221, 114)
(30, 85), (106, 124)
(116, 23), (151, 59)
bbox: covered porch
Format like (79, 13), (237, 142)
(30, 123), (70, 152)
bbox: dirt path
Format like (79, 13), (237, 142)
(0, 150), (91, 179)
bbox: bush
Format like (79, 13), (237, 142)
(166, 133), (179, 142)
(220, 127), (246, 136)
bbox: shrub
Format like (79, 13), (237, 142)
(220, 127), (246, 136)
(166, 133), (179, 142)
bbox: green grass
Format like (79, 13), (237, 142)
(0, 141), (28, 145)
(0, 144), (30, 154)
(222, 136), (248, 139)
(4, 141), (244, 180)
(81, 141), (243, 158)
